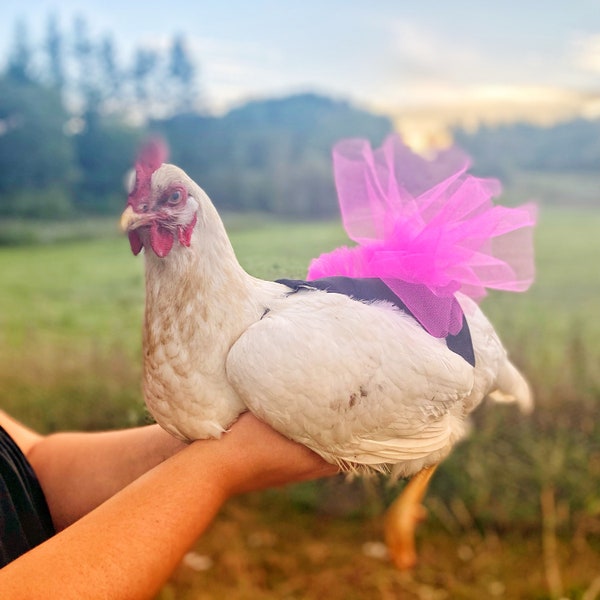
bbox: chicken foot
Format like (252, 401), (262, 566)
(384, 464), (438, 569)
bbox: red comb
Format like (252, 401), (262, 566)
(128, 137), (170, 207)
(136, 136), (169, 171)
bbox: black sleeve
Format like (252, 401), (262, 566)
(0, 426), (55, 567)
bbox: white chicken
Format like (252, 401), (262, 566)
(120, 135), (535, 569)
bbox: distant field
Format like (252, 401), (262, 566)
(1, 207), (599, 598)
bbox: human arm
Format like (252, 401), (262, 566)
(26, 423), (185, 530)
(1, 408), (188, 531)
(0, 412), (335, 599)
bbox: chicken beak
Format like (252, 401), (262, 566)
(120, 205), (143, 232)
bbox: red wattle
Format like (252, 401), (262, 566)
(128, 230), (143, 255)
(178, 214), (197, 247)
(150, 222), (174, 257)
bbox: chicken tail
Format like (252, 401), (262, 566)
(488, 359), (534, 414)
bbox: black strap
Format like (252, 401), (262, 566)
(276, 276), (476, 366)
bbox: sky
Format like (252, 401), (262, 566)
(3, 0), (600, 142)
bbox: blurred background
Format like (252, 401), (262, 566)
(1, 2), (599, 599)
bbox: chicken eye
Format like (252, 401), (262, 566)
(168, 190), (183, 204)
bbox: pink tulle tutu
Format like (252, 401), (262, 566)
(307, 135), (537, 337)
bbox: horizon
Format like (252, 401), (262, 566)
(2, 2), (600, 148)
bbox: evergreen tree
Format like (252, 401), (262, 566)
(44, 14), (65, 91)
(99, 35), (120, 104)
(0, 77), (74, 218)
(72, 15), (101, 114)
(74, 116), (140, 214)
(132, 47), (159, 106)
(168, 34), (198, 113)
(6, 20), (34, 84)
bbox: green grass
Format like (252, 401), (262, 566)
(0, 217), (122, 247)
(1, 208), (599, 598)
(0, 217), (350, 431)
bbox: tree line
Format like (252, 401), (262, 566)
(6, 15), (199, 119)
(454, 119), (600, 178)
(1, 15), (599, 220)
(0, 15), (203, 219)
(0, 16), (393, 219)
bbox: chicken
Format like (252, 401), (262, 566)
(120, 135), (536, 569)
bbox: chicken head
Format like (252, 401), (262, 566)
(120, 139), (198, 258)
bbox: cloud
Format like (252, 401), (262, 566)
(570, 32), (600, 73)
(183, 35), (293, 111)
(386, 18), (482, 80)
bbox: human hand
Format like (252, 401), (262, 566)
(199, 412), (338, 497)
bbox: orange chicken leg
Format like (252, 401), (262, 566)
(384, 464), (438, 569)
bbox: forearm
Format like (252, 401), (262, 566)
(27, 425), (186, 530)
(0, 440), (226, 600)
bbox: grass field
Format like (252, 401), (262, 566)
(1, 207), (599, 599)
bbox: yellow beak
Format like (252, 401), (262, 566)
(120, 205), (143, 232)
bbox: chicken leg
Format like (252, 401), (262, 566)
(384, 464), (438, 569)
